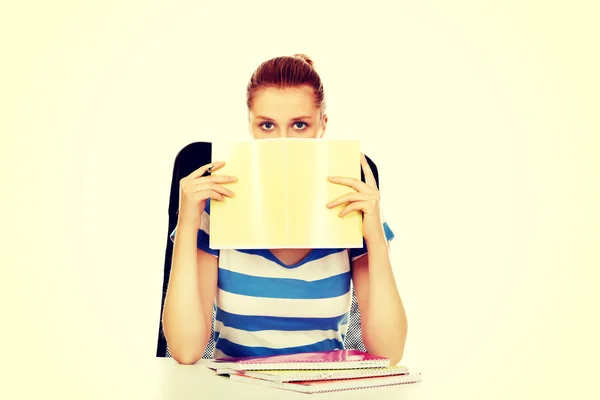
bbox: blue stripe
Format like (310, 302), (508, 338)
(235, 248), (346, 269)
(383, 221), (395, 241)
(215, 338), (345, 358)
(218, 269), (351, 299)
(216, 307), (349, 332)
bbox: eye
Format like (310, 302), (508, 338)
(293, 122), (308, 130)
(260, 122), (275, 131)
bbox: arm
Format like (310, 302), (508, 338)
(162, 224), (217, 365)
(327, 153), (407, 365)
(161, 161), (235, 365)
(351, 237), (407, 365)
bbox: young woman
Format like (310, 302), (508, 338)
(163, 54), (408, 365)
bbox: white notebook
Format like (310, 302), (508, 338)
(220, 365), (410, 383)
(200, 349), (390, 371)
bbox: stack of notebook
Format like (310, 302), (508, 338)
(200, 349), (422, 394)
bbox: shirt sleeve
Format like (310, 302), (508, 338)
(169, 199), (220, 258)
(349, 220), (395, 262)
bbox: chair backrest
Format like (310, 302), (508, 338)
(156, 141), (380, 358)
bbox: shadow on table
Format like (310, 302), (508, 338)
(157, 362), (231, 400)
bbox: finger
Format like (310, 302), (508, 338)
(327, 176), (371, 193)
(198, 175), (237, 184)
(196, 182), (235, 197)
(339, 201), (366, 217)
(326, 193), (371, 209)
(188, 161), (225, 179)
(360, 153), (377, 188)
(199, 189), (225, 202)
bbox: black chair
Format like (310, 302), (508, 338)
(156, 141), (380, 358)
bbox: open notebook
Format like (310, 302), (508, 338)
(209, 138), (363, 249)
(200, 349), (390, 371)
(229, 372), (423, 394)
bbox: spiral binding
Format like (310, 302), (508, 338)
(240, 360), (386, 371)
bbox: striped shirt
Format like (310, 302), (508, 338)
(170, 199), (394, 359)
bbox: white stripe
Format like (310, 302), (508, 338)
(200, 210), (210, 234)
(217, 290), (352, 318)
(214, 322), (343, 349)
(340, 323), (348, 336)
(218, 249), (350, 281)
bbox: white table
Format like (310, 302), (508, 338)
(31, 357), (426, 399)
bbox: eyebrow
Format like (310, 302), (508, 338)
(255, 115), (313, 121)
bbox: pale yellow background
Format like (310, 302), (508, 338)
(210, 139), (362, 249)
(2, 1), (598, 399)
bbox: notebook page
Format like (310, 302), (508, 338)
(209, 138), (362, 249)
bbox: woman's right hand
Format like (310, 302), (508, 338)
(177, 161), (236, 230)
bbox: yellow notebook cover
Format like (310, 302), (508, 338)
(209, 138), (362, 249)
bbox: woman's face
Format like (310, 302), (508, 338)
(248, 85), (327, 139)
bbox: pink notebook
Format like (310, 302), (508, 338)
(200, 349), (390, 371)
(229, 372), (423, 394)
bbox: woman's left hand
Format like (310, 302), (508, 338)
(326, 153), (386, 244)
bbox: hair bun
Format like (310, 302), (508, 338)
(293, 53), (315, 68)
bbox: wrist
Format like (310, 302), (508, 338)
(176, 216), (201, 233)
(364, 231), (387, 247)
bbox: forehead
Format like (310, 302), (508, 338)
(250, 85), (319, 119)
